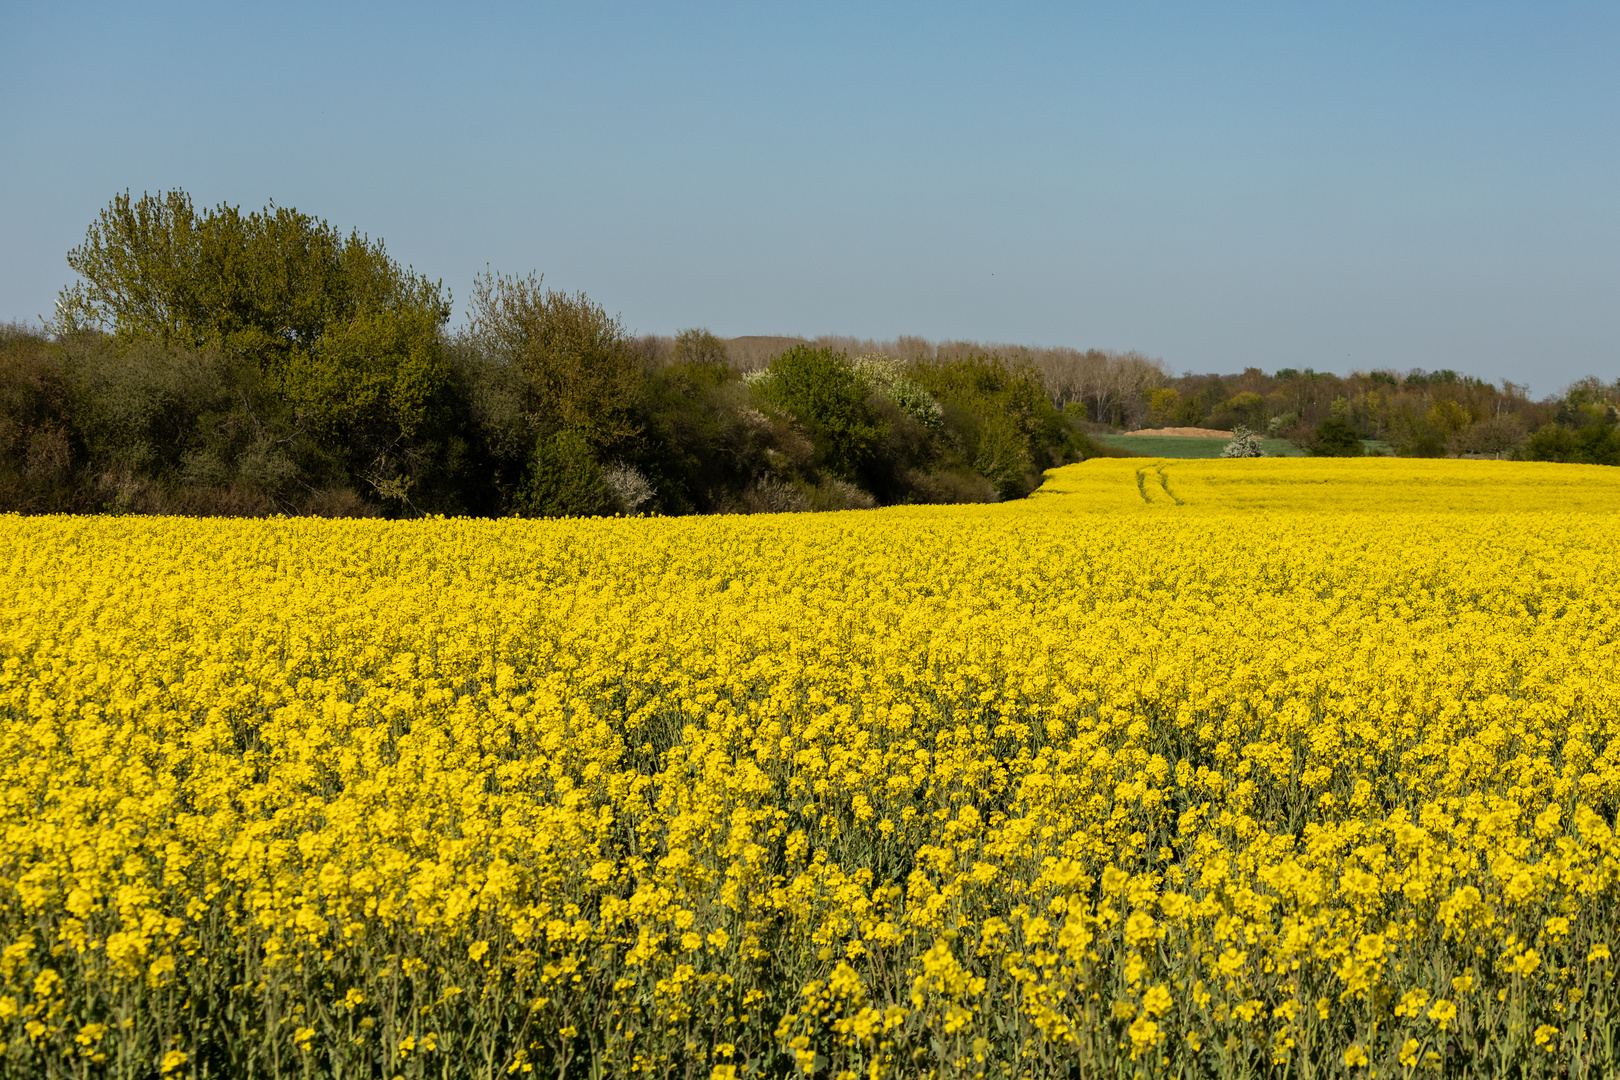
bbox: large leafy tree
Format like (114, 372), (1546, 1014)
(463, 271), (642, 455)
(54, 190), (455, 505)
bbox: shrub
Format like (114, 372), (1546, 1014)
(1220, 426), (1265, 458)
(514, 429), (619, 517)
(908, 354), (1080, 499)
(971, 412), (1033, 498)
(1311, 416), (1364, 457)
(0, 324), (83, 512)
(465, 272), (642, 459)
(750, 345), (887, 485)
(850, 356), (942, 429)
(1525, 422), (1620, 466)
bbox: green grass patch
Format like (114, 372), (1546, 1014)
(1097, 434), (1305, 458)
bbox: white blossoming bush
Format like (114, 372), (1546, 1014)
(1221, 425), (1265, 458)
(851, 355), (944, 429)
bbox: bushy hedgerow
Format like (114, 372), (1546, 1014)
(5, 190), (1125, 518)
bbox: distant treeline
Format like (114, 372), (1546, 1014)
(649, 334), (1620, 464)
(3, 191), (1615, 518)
(1132, 365), (1619, 462)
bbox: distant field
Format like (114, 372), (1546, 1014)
(1097, 433), (1306, 458)
(1097, 434), (1398, 458)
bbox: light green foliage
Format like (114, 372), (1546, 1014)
(289, 302), (446, 442)
(57, 190), (449, 378)
(970, 412), (1031, 497)
(672, 328), (730, 369)
(906, 354), (1077, 499)
(750, 345), (887, 485)
(1146, 386), (1181, 428)
(53, 190), (456, 507)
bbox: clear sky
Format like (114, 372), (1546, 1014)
(3, 1), (1615, 394)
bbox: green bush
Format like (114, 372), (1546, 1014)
(1525, 422), (1620, 465)
(624, 368), (778, 515)
(464, 272), (642, 459)
(1311, 415), (1365, 457)
(11, 190), (1216, 518)
(514, 429), (619, 517)
(908, 355), (1081, 498)
(750, 345), (887, 485)
(47, 190), (468, 514)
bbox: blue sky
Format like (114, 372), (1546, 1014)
(3, 1), (1615, 394)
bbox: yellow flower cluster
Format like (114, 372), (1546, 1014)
(3, 458), (1620, 1078)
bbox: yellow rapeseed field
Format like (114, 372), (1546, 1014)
(3, 458), (1620, 1079)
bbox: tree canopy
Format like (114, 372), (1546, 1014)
(56, 190), (449, 369)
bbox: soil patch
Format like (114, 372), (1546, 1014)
(1120, 427), (1233, 438)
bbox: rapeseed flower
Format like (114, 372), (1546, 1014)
(0, 458), (1618, 1076)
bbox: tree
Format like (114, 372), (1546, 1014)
(1456, 414), (1525, 459)
(54, 190), (456, 509)
(1146, 387), (1180, 428)
(1311, 415), (1364, 457)
(907, 354), (1077, 499)
(1211, 391), (1265, 431)
(751, 345), (885, 484)
(1425, 400), (1471, 444)
(56, 190), (448, 377)
(514, 429), (620, 517)
(282, 299), (452, 503)
(1525, 422), (1620, 466)
(464, 272), (642, 455)
(673, 328), (730, 369)
(1525, 424), (1578, 463)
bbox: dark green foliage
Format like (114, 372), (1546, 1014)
(514, 429), (619, 517)
(626, 366), (775, 514)
(464, 272), (641, 457)
(57, 190), (450, 378)
(1519, 383), (1619, 466)
(0, 324), (84, 512)
(1525, 422), (1620, 466)
(52, 190), (460, 511)
(1310, 415), (1365, 457)
(1526, 424), (1578, 462)
(1390, 412), (1449, 458)
(16, 187), (1607, 519)
(1207, 390), (1265, 432)
(0, 325), (371, 516)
